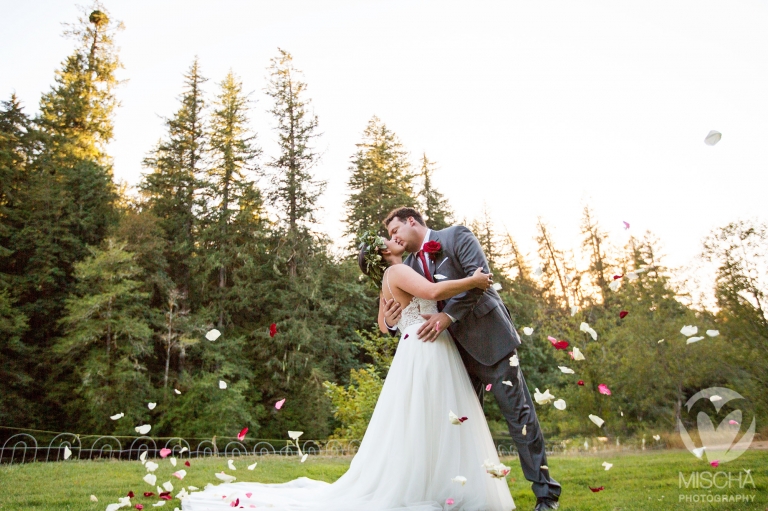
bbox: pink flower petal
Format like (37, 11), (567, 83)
(246, 493), (252, 498)
(598, 384), (612, 395)
(485, 384), (492, 391)
(729, 420), (739, 425)
(710, 460), (719, 468)
(275, 398), (285, 410)
(159, 448), (171, 458)
(445, 499), (455, 505)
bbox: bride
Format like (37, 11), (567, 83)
(183, 230), (515, 511)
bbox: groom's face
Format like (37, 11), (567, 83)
(387, 217), (421, 253)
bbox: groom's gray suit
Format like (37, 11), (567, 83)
(400, 225), (561, 501)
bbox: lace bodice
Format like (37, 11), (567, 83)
(384, 268), (439, 331)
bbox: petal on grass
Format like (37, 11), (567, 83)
(219, 380), (227, 390)
(148, 403), (156, 410)
(143, 474), (157, 486)
(706, 330), (720, 337)
(602, 462), (613, 470)
(215, 472), (237, 483)
(686, 336), (705, 344)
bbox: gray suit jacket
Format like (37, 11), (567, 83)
(405, 226), (521, 366)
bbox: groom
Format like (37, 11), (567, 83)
(381, 207), (561, 511)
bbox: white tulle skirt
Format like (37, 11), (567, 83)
(183, 322), (515, 511)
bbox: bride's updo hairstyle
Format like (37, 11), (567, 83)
(357, 228), (389, 290)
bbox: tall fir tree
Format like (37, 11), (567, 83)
(140, 58), (207, 309)
(344, 116), (416, 246)
(198, 71), (261, 327)
(416, 153), (453, 230)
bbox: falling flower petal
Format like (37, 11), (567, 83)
(710, 395), (722, 402)
(653, 435), (661, 441)
(288, 431), (304, 440)
(433, 274), (447, 280)
(609, 280), (621, 292)
(558, 366), (575, 374)
(540, 465), (548, 470)
(145, 461), (159, 472)
(602, 462), (613, 471)
(680, 325), (698, 337)
(548, 336), (569, 350)
(174, 389), (181, 395)
(522, 327), (534, 336)
(135, 506), (144, 510)
(248, 462), (257, 470)
(553, 399), (567, 410)
(619, 311), (629, 319)
(729, 420), (739, 425)
(658, 339), (665, 343)
(143, 474), (157, 486)
(445, 499), (454, 505)
(589, 486), (605, 492)
(452, 476), (467, 485)
(449, 411), (468, 425)
(148, 403), (156, 410)
(502, 380), (513, 386)
(509, 354), (519, 367)
(172, 470), (186, 480)
(492, 282), (502, 291)
(269, 323), (277, 337)
(533, 267), (543, 277)
(485, 384), (492, 391)
(570, 306), (579, 317)
(571, 347), (585, 361)
(687, 336), (705, 344)
(710, 460), (720, 468)
(169, 457), (176, 467)
(152, 502), (166, 508)
(184, 460), (190, 467)
(579, 322), (589, 332)
(135, 424), (151, 435)
(301, 453), (308, 463)
(522, 424), (527, 436)
(64, 446), (72, 460)
(623, 221), (630, 230)
(246, 492), (252, 498)
(176, 488), (189, 499)
(140, 451), (148, 463)
(598, 384), (612, 395)
(219, 380), (227, 390)
(237, 427), (248, 441)
(587, 327), (598, 341)
(162, 481), (173, 492)
(216, 472), (237, 483)
(230, 499), (240, 508)
(577, 380), (585, 386)
(625, 272), (639, 280)
(706, 330), (720, 337)
(205, 329), (221, 341)
(482, 459), (511, 478)
(159, 448), (171, 458)
(692, 446), (706, 459)
(613, 275), (623, 280)
(143, 492), (154, 497)
(704, 130), (722, 146)
(275, 398), (285, 410)
(90, 495), (98, 502)
(534, 388), (555, 405)
(404, 334), (409, 339)
(110, 412), (124, 420)
(589, 414), (605, 427)
(228, 459), (237, 470)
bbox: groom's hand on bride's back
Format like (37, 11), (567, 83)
(417, 313), (452, 342)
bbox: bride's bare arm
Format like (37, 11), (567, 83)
(388, 264), (492, 301)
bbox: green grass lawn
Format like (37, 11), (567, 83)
(1, 449), (766, 510)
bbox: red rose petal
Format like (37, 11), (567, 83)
(127, 491), (135, 498)
(613, 275), (623, 280)
(404, 334), (409, 339)
(577, 380), (585, 386)
(459, 416), (468, 423)
(143, 492), (154, 497)
(230, 498), (240, 507)
(619, 310), (628, 318)
(589, 485), (605, 492)
(185, 460), (190, 467)
(135, 505), (144, 510)
(238, 427), (248, 441)
(269, 323), (277, 337)
(548, 336), (569, 349)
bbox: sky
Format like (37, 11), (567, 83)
(2, 1), (767, 285)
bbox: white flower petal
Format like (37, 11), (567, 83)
(522, 424), (527, 436)
(553, 399), (567, 410)
(579, 322), (589, 332)
(145, 461), (159, 472)
(228, 459), (236, 470)
(162, 481), (173, 492)
(187, 486), (198, 491)
(625, 272), (639, 280)
(658, 339), (665, 343)
(176, 488), (189, 499)
(492, 282), (502, 291)
(558, 366), (574, 374)
(570, 306), (579, 316)
(452, 476), (467, 485)
(148, 402), (157, 410)
(589, 414), (605, 427)
(90, 495), (98, 502)
(135, 424), (151, 435)
(179, 447), (188, 454)
(680, 325), (698, 337)
(686, 336), (705, 344)
(170, 457), (177, 467)
(704, 130), (722, 146)
(152, 501), (166, 508)
(602, 462), (613, 471)
(140, 451), (148, 463)
(110, 412), (124, 420)
(502, 380), (513, 387)
(692, 446), (706, 459)
(587, 327), (598, 341)
(215, 472), (237, 483)
(301, 453), (308, 463)
(534, 388), (555, 405)
(288, 431), (304, 440)
(653, 435), (661, 441)
(706, 330), (720, 337)
(218, 380), (227, 389)
(63, 446), (72, 460)
(448, 411), (462, 425)
(710, 395), (722, 402)
(609, 280), (621, 292)
(433, 274), (447, 280)
(509, 354), (519, 367)
(174, 388), (181, 395)
(248, 462), (257, 470)
(533, 267), (543, 277)
(205, 329), (221, 341)
(522, 327), (534, 336)
(572, 347), (585, 361)
(172, 469), (186, 480)
(143, 473), (157, 486)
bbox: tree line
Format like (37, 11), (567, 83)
(1, 4), (765, 443)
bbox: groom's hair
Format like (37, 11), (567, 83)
(384, 207), (425, 228)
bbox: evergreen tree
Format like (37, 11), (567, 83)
(140, 58), (207, 309)
(344, 116), (415, 246)
(469, 203), (500, 269)
(53, 239), (153, 433)
(265, 49), (325, 232)
(535, 217), (577, 309)
(198, 71), (261, 327)
(416, 153), (453, 230)
(580, 205), (613, 304)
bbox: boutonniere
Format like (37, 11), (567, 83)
(422, 240), (443, 262)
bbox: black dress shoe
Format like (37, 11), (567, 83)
(534, 497), (559, 510)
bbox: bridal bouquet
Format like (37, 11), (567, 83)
(482, 459), (511, 479)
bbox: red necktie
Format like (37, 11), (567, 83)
(417, 250), (434, 283)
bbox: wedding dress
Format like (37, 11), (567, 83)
(183, 276), (515, 511)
